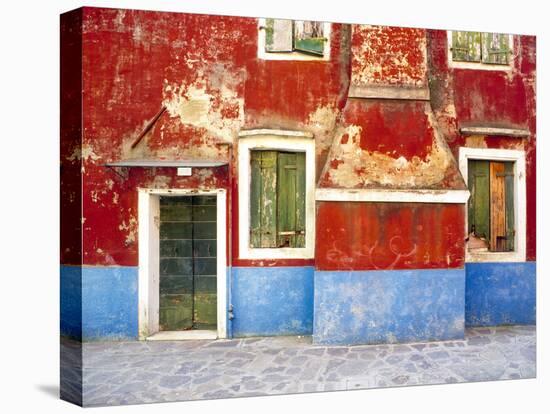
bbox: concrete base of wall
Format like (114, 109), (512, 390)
(231, 267), (314, 337)
(465, 262), (536, 326)
(313, 269), (466, 345)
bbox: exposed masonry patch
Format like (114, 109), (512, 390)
(118, 215), (138, 245)
(67, 145), (101, 162)
(163, 72), (244, 144)
(321, 107), (458, 188)
(351, 25), (427, 87)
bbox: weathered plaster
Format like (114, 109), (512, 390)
(351, 25), (427, 88)
(319, 102), (465, 190)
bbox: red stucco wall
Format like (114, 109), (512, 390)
(316, 202), (465, 271)
(60, 8), (536, 268)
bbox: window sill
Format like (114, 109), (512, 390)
(240, 247), (314, 260)
(466, 250), (526, 263)
(258, 50), (328, 61)
(449, 61), (513, 71)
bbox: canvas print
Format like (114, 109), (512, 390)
(60, 6), (536, 407)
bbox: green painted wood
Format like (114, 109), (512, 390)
(159, 293), (193, 331)
(294, 37), (324, 55)
(265, 18), (293, 52)
(191, 196), (217, 329)
(193, 239), (217, 258)
(160, 258), (193, 275)
(250, 151), (278, 248)
(468, 160), (490, 240)
(159, 195), (217, 331)
(193, 258), (217, 276)
(504, 162), (515, 251)
(194, 276), (217, 293)
(192, 205), (217, 221)
(277, 152), (297, 247)
(160, 276), (193, 295)
(294, 21), (324, 55)
(482, 32), (510, 65)
(261, 151), (278, 247)
(159, 223), (192, 239)
(295, 152), (306, 248)
(250, 151), (263, 248)
(193, 222), (216, 240)
(452, 31), (481, 62)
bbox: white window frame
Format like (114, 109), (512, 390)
(458, 147), (526, 262)
(137, 188), (227, 340)
(257, 18), (331, 61)
(238, 129), (316, 259)
(447, 31), (515, 71)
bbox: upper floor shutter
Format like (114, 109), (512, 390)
(265, 19), (293, 52)
(452, 31), (481, 62)
(482, 32), (510, 65)
(293, 21), (325, 56)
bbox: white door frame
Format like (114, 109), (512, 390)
(137, 188), (227, 340)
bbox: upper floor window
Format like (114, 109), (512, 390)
(449, 31), (513, 69)
(258, 18), (331, 61)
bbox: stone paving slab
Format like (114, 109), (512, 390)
(63, 325), (536, 406)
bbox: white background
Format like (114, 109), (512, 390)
(0, 0), (548, 412)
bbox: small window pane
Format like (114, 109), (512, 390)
(481, 32), (510, 65)
(294, 20), (325, 56)
(265, 19), (293, 52)
(452, 31), (481, 62)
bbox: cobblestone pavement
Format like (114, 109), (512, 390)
(68, 325), (535, 406)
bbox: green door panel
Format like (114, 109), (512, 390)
(159, 195), (217, 332)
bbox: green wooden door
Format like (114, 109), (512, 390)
(159, 195), (217, 331)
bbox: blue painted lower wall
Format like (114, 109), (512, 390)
(231, 267), (314, 337)
(465, 262), (536, 326)
(61, 265), (138, 341)
(61, 261), (534, 342)
(60, 266), (82, 340)
(313, 269), (465, 345)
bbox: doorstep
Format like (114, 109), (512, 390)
(146, 330), (218, 341)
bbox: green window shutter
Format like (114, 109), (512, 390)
(276, 152), (306, 248)
(295, 152), (306, 248)
(504, 162), (515, 251)
(452, 31), (481, 62)
(468, 160), (490, 240)
(250, 151), (278, 248)
(294, 21), (325, 56)
(482, 32), (510, 65)
(265, 19), (294, 52)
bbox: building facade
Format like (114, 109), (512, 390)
(60, 7), (536, 345)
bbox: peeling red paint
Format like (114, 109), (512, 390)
(61, 8), (535, 270)
(316, 202), (465, 271)
(351, 26), (427, 87)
